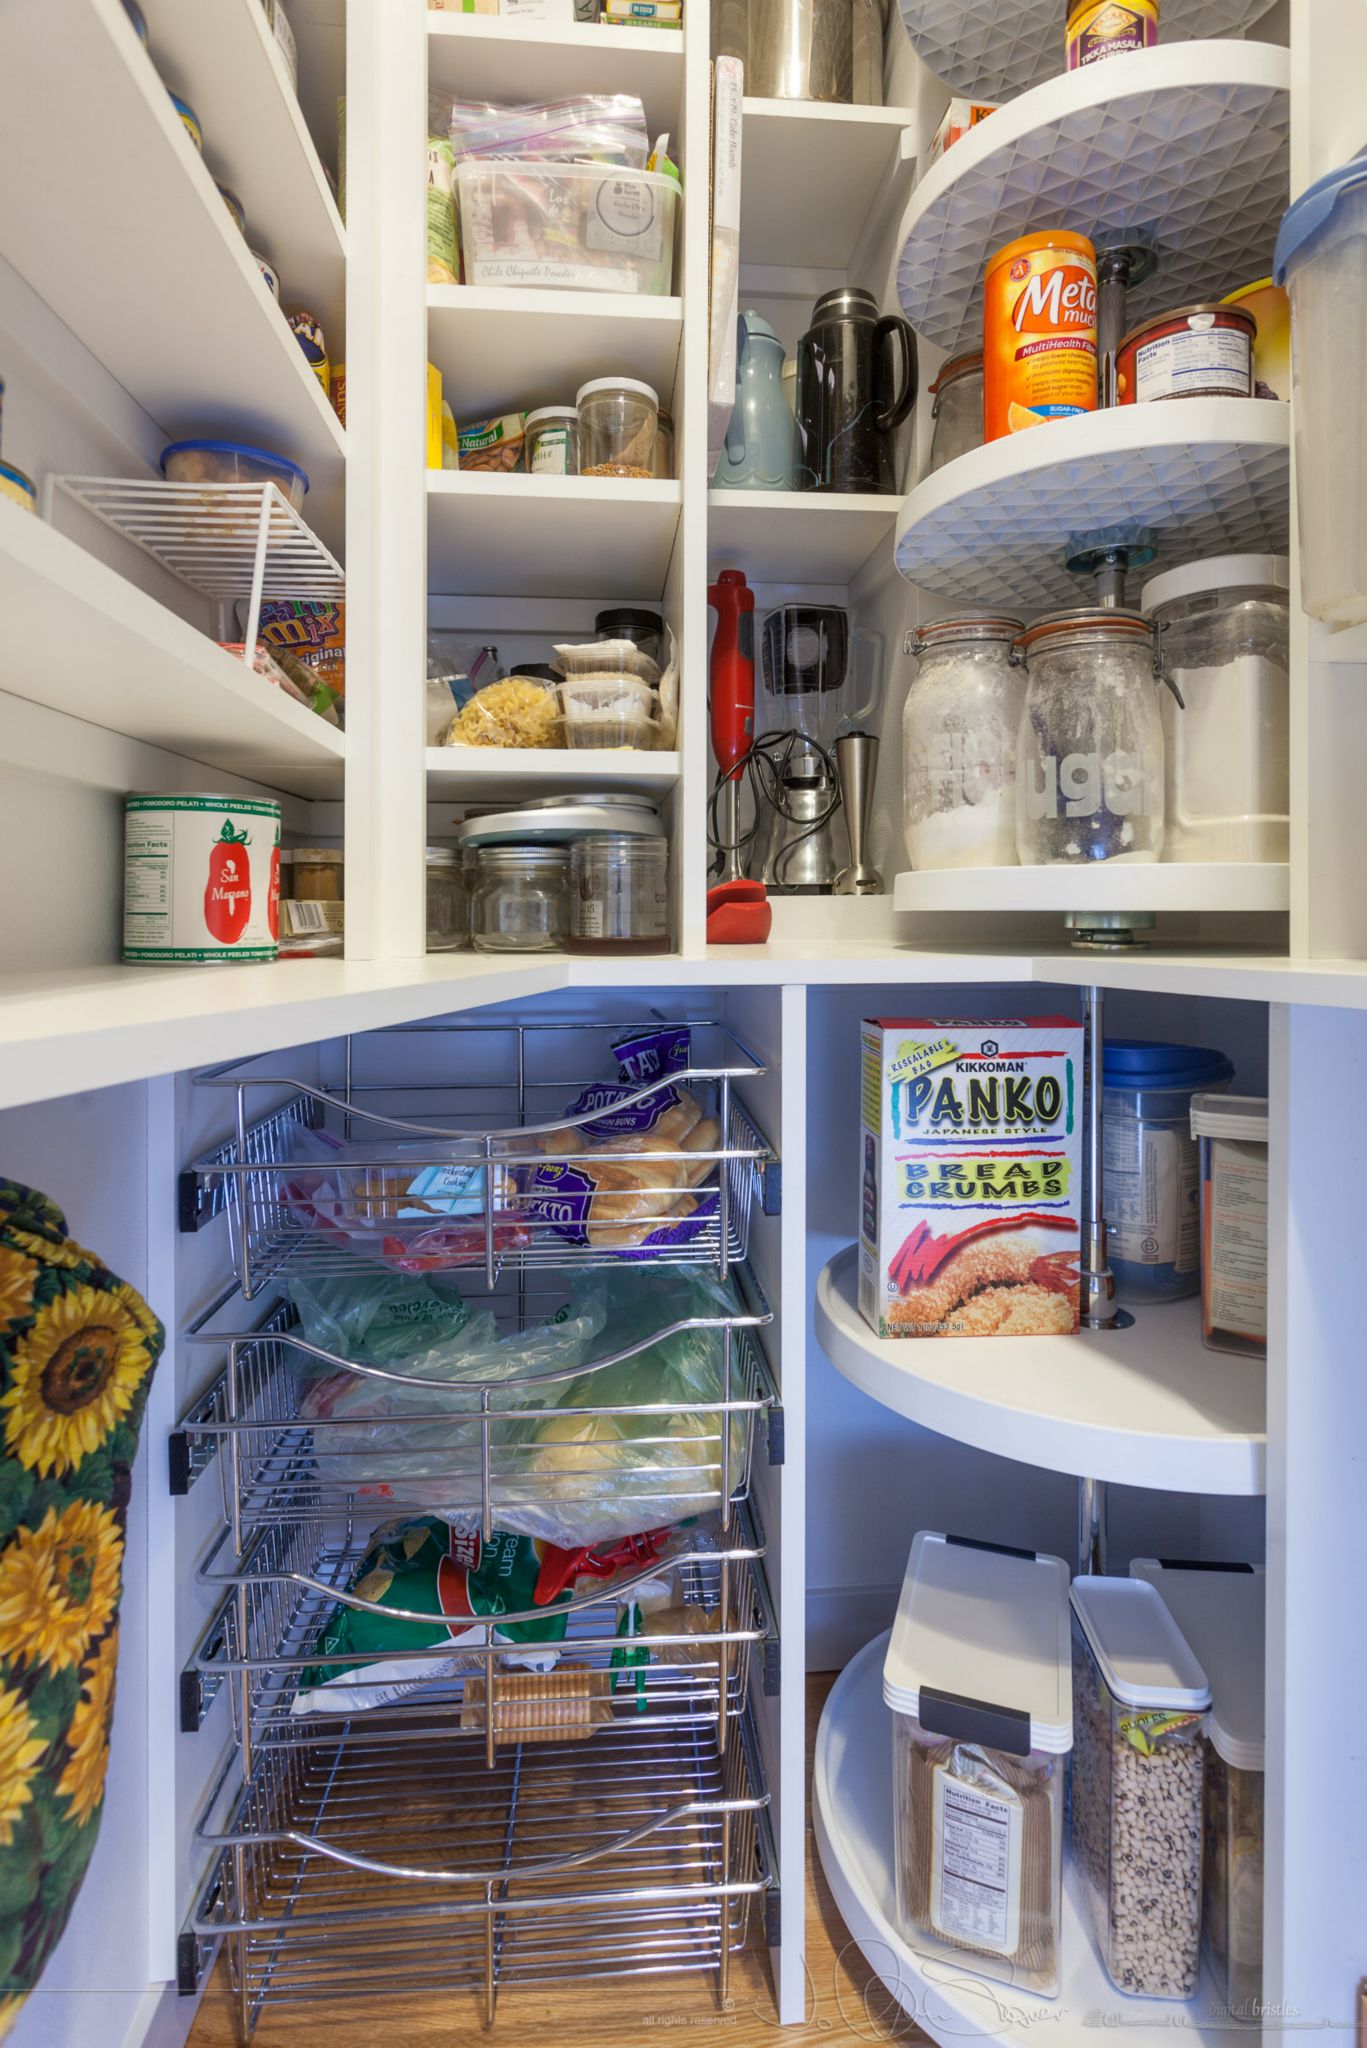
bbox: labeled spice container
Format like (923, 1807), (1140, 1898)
(168, 92), (203, 152)
(524, 407), (581, 476)
(425, 846), (468, 952)
(471, 846), (569, 953)
(287, 309), (330, 393)
(1103, 1041), (1234, 1303)
(1117, 303), (1255, 404)
(902, 615), (1024, 869)
(885, 1531), (1072, 1997)
(578, 378), (659, 477)
(1131, 1560), (1266, 2016)
(1190, 1094), (1269, 1359)
(1070, 1577), (1210, 2001)
(292, 848), (343, 901)
(1066, 0), (1158, 68)
(0, 460), (37, 515)
(926, 351), (983, 474)
(569, 833), (669, 952)
(984, 232), (1097, 439)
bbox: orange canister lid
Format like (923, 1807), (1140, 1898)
(986, 229), (1096, 279)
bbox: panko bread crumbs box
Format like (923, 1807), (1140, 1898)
(859, 1017), (1084, 1338)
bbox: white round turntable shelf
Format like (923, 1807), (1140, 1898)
(897, 42), (1290, 352)
(892, 860), (1289, 916)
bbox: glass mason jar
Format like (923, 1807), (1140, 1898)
(568, 833), (670, 953)
(902, 614), (1025, 869)
(577, 377), (659, 478)
(471, 845), (569, 953)
(524, 406), (581, 477)
(425, 846), (468, 952)
(927, 350), (984, 475)
(1014, 609), (1167, 866)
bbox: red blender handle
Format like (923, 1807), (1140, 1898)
(707, 568), (755, 777)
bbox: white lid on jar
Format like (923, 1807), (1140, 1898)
(1190, 1092), (1269, 1144)
(882, 1531), (1073, 1754)
(525, 407), (579, 429)
(1070, 1576), (1211, 1714)
(576, 377), (659, 407)
(1141, 554), (1290, 614)
(1130, 1560), (1265, 1771)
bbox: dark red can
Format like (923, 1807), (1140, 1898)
(1116, 303), (1256, 404)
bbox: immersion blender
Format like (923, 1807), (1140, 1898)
(707, 569), (755, 882)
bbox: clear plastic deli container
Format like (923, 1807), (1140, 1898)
(1070, 1577), (1210, 2000)
(1102, 1040), (1234, 1304)
(1131, 1560), (1266, 2017)
(454, 162), (679, 296)
(557, 676), (662, 750)
(885, 1530), (1072, 1997)
(578, 377), (660, 478)
(1190, 1095), (1269, 1360)
(1274, 161), (1367, 625)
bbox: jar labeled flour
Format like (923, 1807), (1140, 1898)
(902, 614), (1024, 869)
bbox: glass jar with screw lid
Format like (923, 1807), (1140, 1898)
(425, 846), (468, 952)
(471, 846), (569, 953)
(569, 833), (670, 954)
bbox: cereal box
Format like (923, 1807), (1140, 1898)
(859, 1017), (1084, 1339)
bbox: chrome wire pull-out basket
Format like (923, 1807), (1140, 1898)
(192, 1708), (773, 2032)
(183, 1021), (776, 1298)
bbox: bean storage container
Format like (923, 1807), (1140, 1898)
(471, 846), (569, 953)
(1131, 1560), (1266, 2017)
(577, 378), (659, 478)
(569, 833), (670, 954)
(1142, 555), (1290, 863)
(885, 1531), (1072, 1998)
(425, 846), (468, 953)
(1274, 161), (1367, 624)
(454, 163), (679, 297)
(1069, 1577), (1210, 2000)
(1102, 1040), (1234, 1304)
(524, 407), (581, 476)
(926, 351), (984, 474)
(902, 615), (1025, 869)
(1190, 1095), (1269, 1359)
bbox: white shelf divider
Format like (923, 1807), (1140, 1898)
(708, 490), (900, 584)
(428, 471), (683, 599)
(740, 99), (912, 269)
(428, 287), (683, 421)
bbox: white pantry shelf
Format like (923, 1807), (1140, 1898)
(816, 1246), (1265, 1494)
(814, 1634), (1234, 2046)
(894, 860), (1289, 917)
(427, 746), (681, 799)
(894, 399), (1290, 609)
(740, 99), (911, 270)
(428, 287), (683, 422)
(428, 471), (682, 599)
(427, 14), (684, 137)
(0, 501), (343, 798)
(896, 41), (1290, 351)
(0, 0), (346, 555)
(708, 490), (900, 583)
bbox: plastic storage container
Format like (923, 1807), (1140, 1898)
(1142, 556), (1290, 864)
(595, 608), (664, 668)
(1102, 1040), (1235, 1304)
(884, 1531), (1072, 1998)
(524, 407), (581, 476)
(425, 847), (468, 953)
(558, 676), (661, 750)
(1274, 161), (1367, 625)
(1070, 1577), (1210, 2000)
(1190, 1094), (1269, 1360)
(927, 351), (984, 474)
(471, 846), (569, 953)
(1131, 1560), (1266, 2016)
(0, 460), (37, 515)
(159, 440), (310, 509)
(902, 615), (1025, 869)
(568, 833), (670, 953)
(454, 163), (679, 297)
(577, 378), (659, 478)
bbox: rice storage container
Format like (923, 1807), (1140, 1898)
(1274, 161), (1367, 624)
(1190, 1094), (1269, 1360)
(1131, 1560), (1266, 2016)
(901, 615), (1025, 869)
(1142, 555), (1290, 863)
(926, 351), (984, 474)
(885, 1530), (1072, 1997)
(1102, 1040), (1234, 1304)
(1069, 1577), (1210, 2000)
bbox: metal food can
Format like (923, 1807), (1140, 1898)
(1066, 0), (1158, 68)
(1116, 302), (1256, 404)
(124, 794), (281, 964)
(984, 231), (1098, 439)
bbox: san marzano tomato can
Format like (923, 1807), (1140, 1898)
(984, 231), (1098, 440)
(124, 794), (281, 964)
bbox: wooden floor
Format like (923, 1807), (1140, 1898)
(188, 1675), (929, 2048)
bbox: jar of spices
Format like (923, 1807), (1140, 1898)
(577, 378), (659, 478)
(425, 846), (468, 952)
(569, 834), (669, 953)
(902, 614), (1024, 869)
(926, 351), (984, 475)
(472, 846), (569, 953)
(653, 407), (675, 479)
(292, 848), (343, 900)
(525, 406), (581, 476)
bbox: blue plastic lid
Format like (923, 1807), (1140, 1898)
(0, 459), (36, 500)
(1103, 1039), (1235, 1093)
(159, 441), (310, 496)
(1274, 158), (1367, 283)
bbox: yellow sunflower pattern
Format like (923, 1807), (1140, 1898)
(0, 1178), (163, 2027)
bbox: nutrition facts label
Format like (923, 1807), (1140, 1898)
(930, 1766), (1022, 1957)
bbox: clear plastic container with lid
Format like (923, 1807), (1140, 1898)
(885, 1530), (1072, 1997)
(524, 407), (581, 476)
(1131, 1559), (1266, 2015)
(1190, 1094), (1269, 1360)
(1142, 555), (1290, 863)
(1014, 609), (1166, 866)
(1102, 1040), (1234, 1303)
(926, 351), (984, 475)
(902, 614), (1024, 870)
(471, 846), (568, 953)
(569, 833), (669, 953)
(1070, 1577), (1210, 2000)
(577, 378), (659, 478)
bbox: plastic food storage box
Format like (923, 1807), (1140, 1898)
(1131, 1559), (1266, 2016)
(454, 162), (679, 296)
(1069, 1577), (1210, 2000)
(1102, 1040), (1234, 1304)
(884, 1530), (1072, 1997)
(1190, 1094), (1269, 1360)
(558, 677), (662, 751)
(159, 440), (310, 509)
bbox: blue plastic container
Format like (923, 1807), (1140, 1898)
(1103, 1041), (1234, 1304)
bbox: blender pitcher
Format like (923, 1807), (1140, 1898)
(755, 606), (885, 891)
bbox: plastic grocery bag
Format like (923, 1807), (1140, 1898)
(277, 1121), (532, 1272)
(449, 94), (650, 167)
(284, 1265), (478, 1370)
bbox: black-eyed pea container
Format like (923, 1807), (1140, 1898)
(1069, 1577), (1211, 2000)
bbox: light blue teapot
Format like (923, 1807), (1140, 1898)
(712, 311), (799, 491)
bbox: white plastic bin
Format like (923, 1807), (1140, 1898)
(1131, 1559), (1266, 2020)
(1190, 1094), (1269, 1361)
(454, 162), (679, 295)
(885, 1531), (1072, 1997)
(1274, 161), (1367, 625)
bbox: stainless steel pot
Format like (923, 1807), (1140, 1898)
(712, 0), (887, 104)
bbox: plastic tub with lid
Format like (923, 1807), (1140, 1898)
(1103, 1040), (1234, 1304)
(455, 162), (679, 298)
(1131, 1559), (1266, 2015)
(0, 460), (37, 515)
(577, 377), (659, 478)
(1142, 555), (1290, 864)
(1274, 161), (1367, 625)
(558, 676), (661, 750)
(1069, 1576), (1210, 2000)
(595, 607), (664, 668)
(160, 441), (310, 510)
(884, 1530), (1072, 1997)
(1190, 1094), (1269, 1360)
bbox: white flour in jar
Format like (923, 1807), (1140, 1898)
(907, 792), (1014, 868)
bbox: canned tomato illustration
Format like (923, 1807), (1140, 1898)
(124, 794), (281, 964)
(984, 231), (1098, 439)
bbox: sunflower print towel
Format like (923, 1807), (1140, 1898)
(0, 1179), (163, 2040)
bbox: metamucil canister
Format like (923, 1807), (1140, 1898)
(983, 231), (1098, 441)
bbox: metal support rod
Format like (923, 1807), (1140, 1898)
(1078, 1476), (1107, 1577)
(1081, 985), (1119, 1329)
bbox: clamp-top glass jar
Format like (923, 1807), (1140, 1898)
(1014, 609), (1167, 866)
(926, 351), (984, 475)
(902, 615), (1025, 869)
